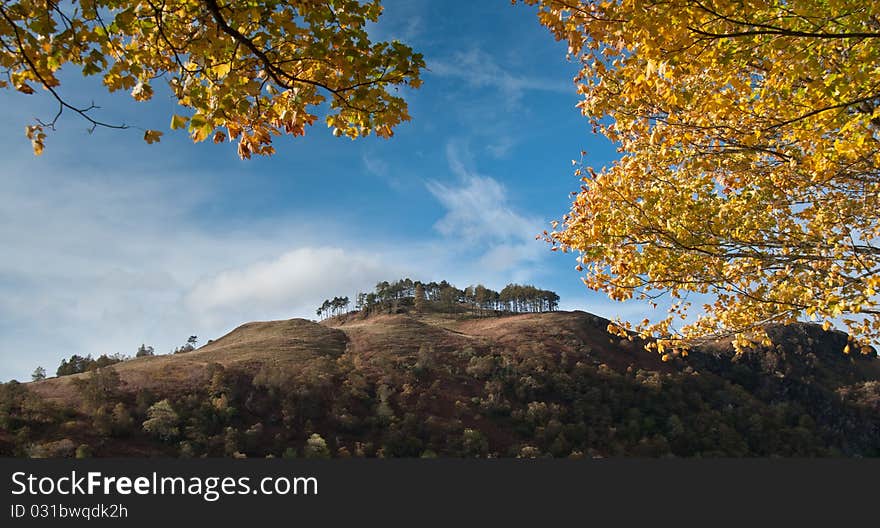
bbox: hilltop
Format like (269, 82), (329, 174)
(3, 309), (879, 457)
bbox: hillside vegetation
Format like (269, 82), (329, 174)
(2, 308), (879, 458)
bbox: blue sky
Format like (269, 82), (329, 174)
(0, 0), (650, 381)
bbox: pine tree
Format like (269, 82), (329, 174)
(414, 282), (427, 312)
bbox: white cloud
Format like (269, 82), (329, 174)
(428, 174), (535, 242)
(186, 247), (407, 327)
(426, 142), (545, 271)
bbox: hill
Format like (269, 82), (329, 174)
(2, 310), (879, 457)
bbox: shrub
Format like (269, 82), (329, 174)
(304, 433), (331, 459)
(461, 428), (489, 457)
(142, 400), (179, 441)
(111, 403), (134, 435)
(74, 368), (122, 409)
(27, 439), (76, 458)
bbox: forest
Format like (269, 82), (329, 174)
(3, 314), (879, 459)
(0, 321), (880, 458)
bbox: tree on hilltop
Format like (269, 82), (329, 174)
(321, 278), (559, 317)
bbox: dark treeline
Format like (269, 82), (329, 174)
(55, 354), (127, 377)
(317, 278), (560, 319)
(49, 337), (197, 379)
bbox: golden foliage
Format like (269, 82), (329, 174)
(524, 0), (880, 353)
(1, 0), (424, 156)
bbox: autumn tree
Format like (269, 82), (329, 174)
(1, 0), (424, 157)
(525, 0), (880, 355)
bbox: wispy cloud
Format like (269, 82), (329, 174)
(430, 48), (572, 104)
(485, 135), (517, 159)
(428, 48), (575, 161)
(362, 152), (405, 191)
(426, 142), (546, 272)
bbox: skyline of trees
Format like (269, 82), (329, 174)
(319, 278), (560, 318)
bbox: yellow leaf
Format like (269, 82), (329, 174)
(170, 114), (188, 130)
